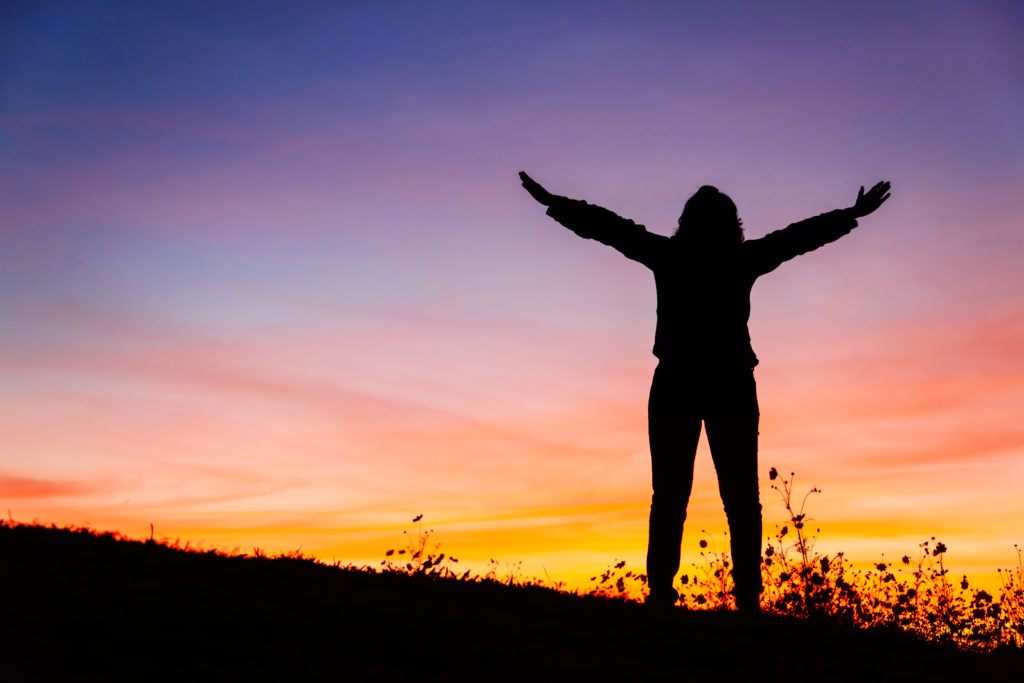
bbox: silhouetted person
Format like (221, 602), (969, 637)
(520, 172), (891, 611)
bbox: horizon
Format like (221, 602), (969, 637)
(2, 1), (1023, 591)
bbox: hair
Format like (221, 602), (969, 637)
(673, 185), (744, 246)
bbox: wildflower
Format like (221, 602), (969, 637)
(699, 540), (708, 549)
(875, 563), (887, 571)
(960, 575), (969, 590)
(769, 467), (778, 480)
(933, 542), (947, 555)
(412, 514), (423, 523)
(901, 555), (910, 565)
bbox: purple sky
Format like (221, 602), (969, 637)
(2, 1), (1023, 585)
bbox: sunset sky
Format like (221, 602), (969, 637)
(2, 1), (1022, 589)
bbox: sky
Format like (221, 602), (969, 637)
(2, 0), (1023, 589)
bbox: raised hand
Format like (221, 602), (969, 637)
(519, 171), (556, 206)
(847, 181), (891, 218)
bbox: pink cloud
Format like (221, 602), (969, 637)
(0, 475), (94, 499)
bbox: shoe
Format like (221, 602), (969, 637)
(735, 595), (762, 613)
(645, 586), (679, 609)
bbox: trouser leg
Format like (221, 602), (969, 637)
(704, 372), (762, 609)
(646, 363), (701, 599)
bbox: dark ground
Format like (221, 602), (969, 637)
(1, 522), (1020, 681)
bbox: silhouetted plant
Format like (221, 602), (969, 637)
(380, 514), (464, 579)
(588, 559), (647, 600)
(2, 498), (1020, 653)
(748, 468), (1022, 651)
(670, 533), (736, 610)
(21, 488), (1019, 652)
(485, 557), (528, 586)
(373, 468), (1021, 652)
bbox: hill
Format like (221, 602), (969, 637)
(0, 522), (1019, 681)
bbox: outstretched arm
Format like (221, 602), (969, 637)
(745, 181), (891, 276)
(519, 171), (665, 267)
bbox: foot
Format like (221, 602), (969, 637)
(645, 587), (680, 609)
(735, 596), (762, 613)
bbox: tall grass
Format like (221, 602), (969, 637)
(5, 465), (1018, 654)
(577, 468), (1024, 652)
(373, 468), (1022, 652)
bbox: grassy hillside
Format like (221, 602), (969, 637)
(0, 521), (1020, 681)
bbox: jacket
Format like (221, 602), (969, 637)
(545, 197), (858, 368)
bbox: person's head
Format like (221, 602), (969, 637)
(673, 185), (744, 246)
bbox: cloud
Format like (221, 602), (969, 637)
(0, 475), (93, 499)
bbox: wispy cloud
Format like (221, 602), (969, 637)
(0, 475), (95, 499)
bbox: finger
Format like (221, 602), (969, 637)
(877, 192), (891, 204)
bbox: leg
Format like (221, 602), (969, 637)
(645, 362), (701, 603)
(704, 371), (762, 610)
